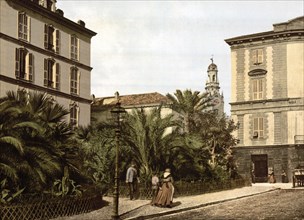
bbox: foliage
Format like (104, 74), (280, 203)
(52, 168), (82, 197)
(191, 111), (239, 180)
(166, 89), (211, 133)
(165, 89), (239, 181)
(0, 90), (82, 194)
(0, 178), (25, 204)
(76, 124), (116, 193)
(120, 105), (211, 185)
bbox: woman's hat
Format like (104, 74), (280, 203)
(163, 168), (171, 178)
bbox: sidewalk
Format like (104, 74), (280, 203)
(55, 183), (294, 220)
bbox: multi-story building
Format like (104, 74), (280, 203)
(225, 16), (304, 182)
(0, 0), (96, 126)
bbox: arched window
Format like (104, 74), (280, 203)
(18, 12), (30, 41)
(70, 35), (79, 60)
(44, 58), (60, 89)
(44, 24), (60, 53)
(69, 102), (79, 128)
(70, 67), (79, 95)
(15, 48), (34, 81)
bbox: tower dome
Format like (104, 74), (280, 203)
(208, 63), (218, 71)
(207, 58), (218, 71)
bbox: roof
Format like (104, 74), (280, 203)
(225, 16), (304, 46)
(8, 0), (97, 37)
(93, 92), (171, 108)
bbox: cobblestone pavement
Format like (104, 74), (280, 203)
(54, 183), (296, 220)
(150, 189), (304, 220)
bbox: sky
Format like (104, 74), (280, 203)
(56, 0), (303, 114)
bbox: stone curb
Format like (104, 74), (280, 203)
(122, 188), (280, 220)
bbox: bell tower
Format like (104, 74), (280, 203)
(204, 58), (224, 116)
(205, 58), (220, 96)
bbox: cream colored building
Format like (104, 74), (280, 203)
(225, 16), (304, 182)
(0, 0), (96, 126)
(91, 92), (174, 133)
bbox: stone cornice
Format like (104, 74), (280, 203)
(225, 29), (303, 47)
(0, 32), (93, 71)
(6, 0), (97, 37)
(0, 74), (92, 104)
(231, 144), (301, 150)
(230, 97), (304, 113)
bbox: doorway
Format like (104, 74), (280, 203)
(251, 154), (268, 182)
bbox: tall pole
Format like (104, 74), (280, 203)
(112, 109), (120, 220)
(111, 92), (125, 220)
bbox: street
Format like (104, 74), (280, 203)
(150, 189), (304, 220)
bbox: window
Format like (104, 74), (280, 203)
(70, 67), (79, 95)
(70, 103), (78, 128)
(39, 0), (53, 10)
(251, 49), (263, 65)
(253, 117), (264, 138)
(46, 0), (53, 10)
(18, 12), (30, 41)
(44, 25), (60, 53)
(44, 58), (60, 89)
(252, 78), (263, 100)
(55, 29), (60, 53)
(70, 35), (79, 60)
(15, 48), (34, 81)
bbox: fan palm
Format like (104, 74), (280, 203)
(0, 90), (76, 192)
(166, 89), (211, 133)
(121, 105), (205, 183)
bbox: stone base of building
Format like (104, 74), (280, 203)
(232, 144), (304, 183)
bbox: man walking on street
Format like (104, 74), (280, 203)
(126, 163), (138, 200)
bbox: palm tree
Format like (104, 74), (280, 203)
(76, 123), (117, 192)
(121, 105), (206, 183)
(121, 106), (178, 180)
(0, 94), (44, 187)
(0, 90), (77, 192)
(166, 89), (211, 133)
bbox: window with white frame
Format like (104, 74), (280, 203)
(70, 67), (79, 95)
(44, 24), (60, 53)
(44, 58), (60, 89)
(15, 48), (34, 81)
(18, 12), (30, 41)
(252, 78), (264, 100)
(70, 103), (78, 127)
(251, 49), (263, 65)
(70, 35), (79, 60)
(253, 117), (264, 139)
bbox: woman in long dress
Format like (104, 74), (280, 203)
(154, 168), (174, 208)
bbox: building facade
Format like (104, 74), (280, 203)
(225, 16), (304, 182)
(0, 0), (96, 126)
(91, 92), (173, 126)
(204, 59), (224, 116)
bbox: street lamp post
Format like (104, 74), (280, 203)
(110, 91), (126, 220)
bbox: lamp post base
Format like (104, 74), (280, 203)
(112, 214), (120, 220)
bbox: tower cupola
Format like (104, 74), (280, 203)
(205, 58), (220, 96)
